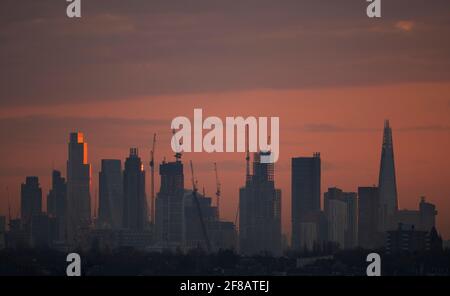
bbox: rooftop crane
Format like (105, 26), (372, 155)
(150, 133), (156, 224)
(214, 162), (221, 219)
(190, 160), (212, 252)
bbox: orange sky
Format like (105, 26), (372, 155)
(1, 82), (450, 239)
(1, 0), (450, 241)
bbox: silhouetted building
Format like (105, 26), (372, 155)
(358, 186), (381, 249)
(209, 221), (238, 251)
(394, 196), (437, 232)
(291, 153), (321, 251)
(47, 170), (67, 241)
(31, 213), (51, 247)
(88, 228), (153, 251)
(21, 176), (42, 226)
(296, 211), (327, 252)
(386, 223), (430, 253)
(183, 189), (237, 251)
(6, 218), (30, 248)
(239, 152), (282, 256)
(429, 227), (443, 253)
(345, 192), (358, 248)
(67, 132), (91, 245)
(123, 148), (147, 231)
(184, 189), (215, 250)
(99, 159), (123, 229)
(378, 120), (398, 231)
(155, 160), (185, 248)
(0, 216), (5, 249)
(324, 187), (358, 249)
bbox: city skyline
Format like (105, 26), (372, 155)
(1, 0), (450, 240)
(0, 118), (446, 244)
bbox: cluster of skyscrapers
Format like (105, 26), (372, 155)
(0, 120), (441, 255)
(291, 120), (439, 253)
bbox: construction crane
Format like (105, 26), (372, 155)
(214, 162), (221, 219)
(190, 160), (212, 252)
(150, 133), (156, 224)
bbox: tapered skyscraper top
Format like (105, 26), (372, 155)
(378, 120), (398, 231)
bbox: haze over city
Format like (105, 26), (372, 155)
(1, 0), (450, 240)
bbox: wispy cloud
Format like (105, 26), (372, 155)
(395, 20), (415, 32)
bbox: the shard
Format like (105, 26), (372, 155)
(378, 120), (398, 231)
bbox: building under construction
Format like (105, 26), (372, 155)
(239, 151), (282, 256)
(154, 158), (237, 251)
(155, 160), (185, 248)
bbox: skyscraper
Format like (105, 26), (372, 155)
(99, 159), (123, 229)
(67, 132), (91, 244)
(378, 120), (398, 231)
(344, 192), (358, 249)
(239, 151), (282, 256)
(395, 196), (438, 232)
(0, 216), (5, 249)
(155, 159), (185, 247)
(47, 170), (67, 218)
(47, 170), (67, 240)
(123, 148), (147, 231)
(291, 153), (321, 251)
(358, 186), (380, 249)
(324, 187), (358, 250)
(20, 176), (42, 226)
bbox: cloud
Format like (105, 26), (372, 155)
(1, 0), (450, 106)
(395, 20), (415, 32)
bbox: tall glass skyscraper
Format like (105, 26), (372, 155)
(378, 120), (398, 231)
(99, 159), (123, 229)
(123, 148), (147, 231)
(67, 132), (91, 244)
(291, 153), (321, 250)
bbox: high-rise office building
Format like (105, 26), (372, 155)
(0, 216), (5, 249)
(291, 153), (321, 251)
(99, 159), (123, 229)
(378, 120), (398, 231)
(395, 196), (438, 232)
(344, 192), (358, 248)
(123, 148), (147, 231)
(358, 186), (380, 249)
(324, 187), (358, 250)
(47, 170), (67, 241)
(21, 176), (42, 226)
(155, 159), (185, 247)
(47, 170), (67, 218)
(239, 151), (282, 256)
(67, 132), (91, 244)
